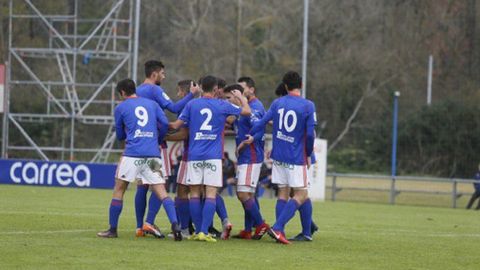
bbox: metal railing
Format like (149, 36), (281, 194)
(327, 173), (480, 208)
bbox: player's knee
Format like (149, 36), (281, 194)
(177, 184), (189, 198)
(236, 191), (250, 202)
(292, 189), (308, 204)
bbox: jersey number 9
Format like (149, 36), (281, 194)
(135, 106), (149, 127)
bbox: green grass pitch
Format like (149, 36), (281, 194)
(0, 185), (479, 270)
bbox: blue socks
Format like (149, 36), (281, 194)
(299, 199), (313, 237)
(243, 207), (253, 232)
(161, 197), (178, 224)
(273, 199), (300, 232)
(109, 199), (123, 230)
(275, 199), (287, 220)
(189, 197), (202, 234)
(146, 192), (162, 225)
(242, 198), (263, 226)
(200, 198), (216, 234)
(176, 198), (190, 230)
(215, 195), (228, 222)
(134, 185), (148, 228)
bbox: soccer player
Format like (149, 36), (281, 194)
(248, 71), (316, 244)
(225, 80), (270, 240)
(170, 75), (251, 242)
(215, 77), (227, 99)
(274, 82), (319, 242)
(134, 60), (199, 238)
(172, 79), (195, 237)
(97, 79), (182, 241)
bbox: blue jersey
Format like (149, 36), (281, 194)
(235, 98), (265, 165)
(179, 97), (242, 161)
(114, 97), (169, 157)
(136, 83), (193, 148)
(136, 83), (193, 114)
(251, 94), (316, 165)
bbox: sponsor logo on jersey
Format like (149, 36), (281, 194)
(273, 160), (295, 170)
(192, 161), (217, 172)
(194, 132), (217, 141)
(276, 131), (295, 143)
(134, 129), (154, 138)
(9, 162), (91, 187)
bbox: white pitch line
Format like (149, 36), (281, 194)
(0, 229), (97, 235)
(320, 229), (480, 238)
(0, 210), (104, 217)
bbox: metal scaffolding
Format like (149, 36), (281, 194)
(2, 0), (140, 162)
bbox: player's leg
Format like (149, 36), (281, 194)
(186, 160), (204, 238)
(134, 183), (149, 236)
(235, 190), (253, 239)
(98, 157), (136, 238)
(467, 190), (480, 209)
(474, 191), (480, 210)
(142, 158), (166, 238)
(97, 179), (129, 238)
(197, 159), (223, 242)
(215, 194), (232, 240)
(149, 184), (181, 241)
(268, 162), (309, 244)
(145, 191), (162, 227)
(175, 160), (191, 235)
(141, 158), (181, 241)
(198, 185), (218, 242)
(176, 184), (191, 236)
(188, 185), (203, 238)
(289, 198), (313, 242)
(237, 163), (269, 239)
(143, 155), (169, 237)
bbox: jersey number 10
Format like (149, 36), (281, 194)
(278, 108), (297, 132)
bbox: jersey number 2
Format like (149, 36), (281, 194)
(135, 106), (149, 127)
(200, 108), (213, 131)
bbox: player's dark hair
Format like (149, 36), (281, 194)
(237, 76), (255, 88)
(217, 78), (227, 89)
(116, 79), (136, 96)
(201, 75), (218, 93)
(275, 82), (288, 97)
(177, 79), (192, 93)
(282, 71), (302, 90)
(144, 60), (165, 78)
(224, 84), (244, 94)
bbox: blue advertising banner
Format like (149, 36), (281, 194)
(0, 159), (116, 189)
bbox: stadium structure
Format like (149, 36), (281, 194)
(2, 0), (140, 162)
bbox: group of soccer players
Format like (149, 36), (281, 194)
(97, 60), (317, 244)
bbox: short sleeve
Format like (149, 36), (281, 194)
(178, 102), (191, 124)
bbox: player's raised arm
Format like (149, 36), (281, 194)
(232, 89), (251, 116)
(249, 103), (274, 140)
